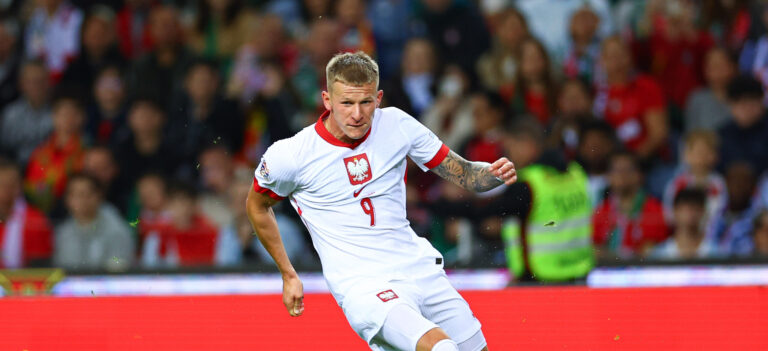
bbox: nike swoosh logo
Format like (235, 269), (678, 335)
(353, 184), (369, 198)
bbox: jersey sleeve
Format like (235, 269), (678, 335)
(253, 141), (299, 200)
(394, 108), (450, 171)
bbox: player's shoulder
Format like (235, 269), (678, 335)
(266, 125), (315, 156)
(378, 106), (415, 122)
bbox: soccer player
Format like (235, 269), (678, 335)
(246, 52), (516, 351)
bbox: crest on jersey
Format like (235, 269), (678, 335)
(376, 289), (398, 302)
(343, 153), (372, 185)
(258, 158), (270, 179)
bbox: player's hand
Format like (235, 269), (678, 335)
(488, 157), (517, 185)
(282, 275), (305, 317)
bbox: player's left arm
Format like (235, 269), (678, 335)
(431, 150), (517, 192)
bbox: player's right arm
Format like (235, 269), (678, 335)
(246, 187), (304, 317)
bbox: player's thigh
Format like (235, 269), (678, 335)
(419, 274), (486, 349)
(371, 303), (441, 351)
(341, 280), (424, 347)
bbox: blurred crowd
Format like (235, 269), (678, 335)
(1, 0), (768, 277)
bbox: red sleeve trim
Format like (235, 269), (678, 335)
(253, 178), (286, 201)
(424, 144), (450, 169)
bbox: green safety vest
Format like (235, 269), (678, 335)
(501, 162), (594, 281)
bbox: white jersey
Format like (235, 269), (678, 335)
(253, 107), (450, 302)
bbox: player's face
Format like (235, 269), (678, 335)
(322, 81), (383, 143)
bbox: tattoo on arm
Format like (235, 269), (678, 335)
(431, 150), (502, 192)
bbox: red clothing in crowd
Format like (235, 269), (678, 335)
(649, 30), (712, 107)
(592, 192), (668, 257)
(115, 5), (154, 59)
(524, 90), (551, 125)
(0, 202), (52, 268)
(153, 215), (217, 266)
(595, 75), (665, 152)
(462, 133), (505, 164)
(24, 135), (85, 212)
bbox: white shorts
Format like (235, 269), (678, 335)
(340, 271), (483, 351)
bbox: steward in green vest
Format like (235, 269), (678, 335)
(502, 162), (594, 282)
(480, 120), (594, 282)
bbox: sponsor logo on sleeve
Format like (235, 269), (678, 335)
(259, 158), (270, 179)
(376, 289), (399, 302)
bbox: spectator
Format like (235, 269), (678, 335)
(547, 78), (595, 159)
(510, 38), (557, 125)
(216, 168), (308, 267)
(647, 0), (712, 112)
(24, 96), (85, 215)
(576, 120), (619, 206)
(652, 188), (720, 260)
(594, 36), (669, 161)
(115, 0), (153, 59)
(188, 0), (255, 67)
(561, 5), (602, 83)
(227, 14), (298, 105)
(751, 210), (768, 257)
(334, 0), (375, 56)
(82, 146), (126, 213)
(710, 162), (758, 256)
(133, 172), (169, 240)
(421, 65), (474, 150)
(126, 4), (194, 109)
(662, 131), (727, 229)
(593, 151), (668, 259)
(141, 181), (218, 268)
(383, 38), (438, 117)
(417, 0), (490, 80)
(0, 60), (52, 165)
(685, 47), (736, 132)
(24, 0), (83, 82)
(292, 18), (341, 118)
(459, 90), (506, 164)
(230, 58), (297, 165)
(479, 119), (594, 282)
(59, 6), (125, 102)
(718, 74), (768, 175)
(700, 0), (750, 52)
(167, 60), (243, 179)
(366, 0), (414, 79)
(54, 173), (134, 271)
(738, 3), (768, 99)
(112, 98), (179, 191)
(0, 18), (20, 110)
(0, 159), (52, 268)
(477, 7), (530, 94)
(516, 0), (613, 56)
(86, 66), (127, 145)
(197, 146), (235, 229)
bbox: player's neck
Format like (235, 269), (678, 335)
(323, 113), (357, 144)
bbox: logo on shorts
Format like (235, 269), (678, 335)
(344, 153), (372, 185)
(376, 289), (399, 302)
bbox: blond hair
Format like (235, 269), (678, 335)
(325, 51), (379, 92)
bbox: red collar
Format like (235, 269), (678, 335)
(314, 110), (372, 149)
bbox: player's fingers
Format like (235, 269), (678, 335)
(497, 163), (514, 176)
(293, 296), (304, 317)
(488, 158), (508, 172)
(504, 174), (518, 185)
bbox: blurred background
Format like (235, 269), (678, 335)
(0, 0), (767, 288)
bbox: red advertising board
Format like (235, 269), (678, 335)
(1, 286), (766, 350)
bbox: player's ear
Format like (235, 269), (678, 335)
(376, 90), (383, 107)
(322, 90), (332, 111)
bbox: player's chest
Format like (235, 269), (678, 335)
(296, 145), (408, 202)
